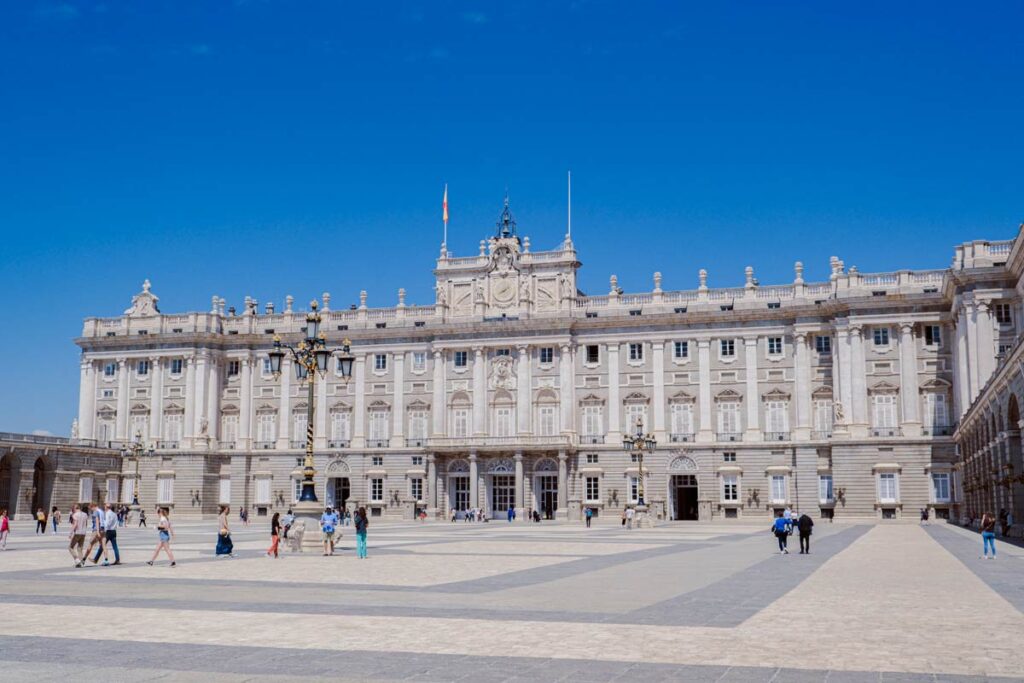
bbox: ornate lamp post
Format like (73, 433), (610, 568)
(623, 416), (656, 525)
(267, 300), (354, 504)
(120, 430), (153, 507)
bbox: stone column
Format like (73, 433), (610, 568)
(794, 332), (811, 439)
(116, 357), (130, 440)
(79, 360), (96, 441)
(352, 354), (366, 448)
(836, 324), (854, 428)
(149, 357), (163, 445)
(744, 337), (760, 440)
(472, 347), (486, 435)
(469, 450), (479, 509)
(239, 355), (253, 449)
(965, 302), (979, 400)
(557, 449), (568, 519)
(559, 343), (575, 436)
(426, 453), (437, 515)
(315, 367), (328, 449)
(697, 340), (713, 442)
(607, 342), (621, 439)
(432, 349), (445, 436)
(277, 356), (292, 449)
(652, 340), (666, 441)
(976, 302), (996, 391)
(899, 322), (921, 430)
(206, 356), (221, 442)
(517, 345), (531, 434)
(183, 355), (196, 444)
(391, 351), (405, 448)
(192, 352), (209, 443)
(850, 326), (868, 434)
(514, 450), (524, 516)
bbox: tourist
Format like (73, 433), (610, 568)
(625, 506), (635, 530)
(772, 514), (790, 554)
(138, 509), (147, 527)
(920, 508), (929, 525)
(242, 507), (249, 526)
(267, 512), (281, 558)
(450, 507), (456, 523)
(981, 511), (997, 559)
(35, 508), (46, 534)
(281, 509), (294, 538)
(93, 502), (121, 565)
(621, 508), (626, 527)
(84, 503), (110, 565)
(147, 507), (176, 567)
(320, 506), (336, 556)
(783, 506), (793, 524)
(67, 503), (88, 566)
(0, 508), (9, 550)
(507, 504), (515, 523)
(999, 508), (1011, 536)
(50, 506), (60, 534)
(354, 506), (369, 559)
(532, 509), (540, 523)
(797, 511), (814, 554)
(216, 505), (235, 558)
(585, 507), (593, 528)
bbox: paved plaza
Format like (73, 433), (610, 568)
(0, 518), (1022, 682)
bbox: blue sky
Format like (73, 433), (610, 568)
(1, 1), (1022, 435)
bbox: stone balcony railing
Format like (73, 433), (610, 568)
(428, 434), (576, 450)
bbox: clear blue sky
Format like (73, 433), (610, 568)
(1, 1), (1022, 435)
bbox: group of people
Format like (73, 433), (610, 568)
(39, 504), (136, 535)
(770, 508), (814, 555)
(66, 502), (123, 567)
(451, 507), (488, 522)
(318, 505), (369, 558)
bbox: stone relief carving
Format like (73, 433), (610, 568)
(326, 458), (351, 475)
(124, 279), (160, 317)
(487, 457), (515, 474)
(669, 455), (698, 471)
(489, 355), (517, 390)
(833, 401), (846, 424)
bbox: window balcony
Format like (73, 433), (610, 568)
(581, 434), (605, 444)
(158, 441), (179, 450)
(922, 426), (952, 436)
(255, 441), (276, 449)
(764, 431), (790, 442)
(428, 434), (575, 451)
(367, 439), (389, 448)
(670, 432), (695, 443)
(405, 437), (428, 447)
(871, 427), (902, 438)
(328, 439), (350, 448)
(218, 441), (236, 450)
(811, 430), (832, 440)
(289, 440), (306, 449)
(716, 432), (742, 442)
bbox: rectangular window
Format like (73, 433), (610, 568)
(723, 452), (736, 462)
(582, 405), (603, 436)
(932, 473), (950, 502)
(257, 414), (276, 442)
(221, 415), (238, 444)
(262, 358), (272, 376)
(412, 351), (427, 372)
(586, 345), (600, 364)
(410, 478), (423, 501)
(629, 476), (639, 503)
(923, 393), (948, 428)
(625, 404), (648, 432)
(673, 341), (689, 359)
(878, 473), (898, 502)
(585, 476), (600, 502)
(370, 478), (384, 502)
(454, 351), (468, 368)
(717, 402), (740, 434)
(873, 327), (890, 346)
(104, 362), (117, 377)
(494, 407), (513, 437)
(995, 303), (1012, 325)
(452, 408), (470, 437)
(767, 337), (783, 356)
(369, 411), (389, 440)
(540, 347), (554, 364)
(409, 410), (428, 439)
(219, 479), (231, 505)
(227, 360), (240, 376)
(670, 403), (693, 436)
(163, 414), (182, 443)
(79, 476), (94, 502)
(105, 478), (119, 505)
(819, 474), (834, 502)
(586, 453), (599, 464)
(766, 401), (788, 433)
(374, 354), (387, 371)
(814, 399), (834, 434)
(538, 406), (558, 436)
(722, 475), (739, 502)
(371, 455), (384, 466)
(770, 475), (787, 504)
(255, 478), (271, 506)
(815, 335), (831, 354)
(720, 339), (735, 357)
(137, 360), (150, 376)
(157, 477), (174, 505)
(293, 413), (308, 443)
(170, 359), (183, 375)
(330, 412), (351, 441)
(872, 395), (897, 428)
(924, 325), (942, 347)
(628, 343), (643, 361)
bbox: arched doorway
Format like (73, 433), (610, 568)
(324, 458), (352, 512)
(668, 455), (699, 521)
(31, 458), (54, 516)
(533, 458), (558, 519)
(0, 453), (16, 516)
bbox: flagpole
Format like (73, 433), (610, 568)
(567, 170), (572, 240)
(442, 183), (448, 254)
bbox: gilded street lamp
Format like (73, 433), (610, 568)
(268, 300), (354, 503)
(120, 430), (153, 506)
(622, 416), (656, 506)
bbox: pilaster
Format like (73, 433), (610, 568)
(743, 337), (760, 441)
(697, 340), (713, 443)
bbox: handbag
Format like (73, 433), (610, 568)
(220, 528), (229, 537)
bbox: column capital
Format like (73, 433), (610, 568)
(116, 357), (128, 367)
(433, 349), (444, 360)
(697, 339), (711, 349)
(793, 331), (809, 343)
(516, 344), (530, 354)
(472, 346), (484, 356)
(848, 324), (864, 336)
(148, 354), (162, 364)
(651, 339), (665, 349)
(899, 321), (915, 334)
(81, 359), (93, 370)
(426, 453), (435, 463)
(469, 450), (478, 461)
(976, 301), (990, 313)
(514, 451), (523, 461)
(557, 449), (567, 461)
(560, 341), (573, 352)
(743, 336), (758, 346)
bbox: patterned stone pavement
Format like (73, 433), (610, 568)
(0, 517), (1021, 682)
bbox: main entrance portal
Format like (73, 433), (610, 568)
(490, 475), (514, 516)
(326, 477), (350, 511)
(671, 474), (699, 520)
(536, 475), (557, 519)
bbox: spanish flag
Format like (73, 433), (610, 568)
(443, 184), (449, 224)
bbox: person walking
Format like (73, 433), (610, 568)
(147, 507), (176, 567)
(625, 506), (635, 530)
(84, 503), (110, 565)
(138, 509), (147, 527)
(35, 508), (46, 534)
(281, 509), (294, 539)
(51, 506), (61, 534)
(67, 503), (88, 566)
(585, 507), (593, 528)
(981, 511), (997, 559)
(267, 512), (281, 558)
(772, 514), (790, 554)
(216, 505), (235, 558)
(93, 503), (121, 565)
(1, 508), (10, 550)
(797, 511), (814, 554)
(354, 506), (369, 559)
(920, 508), (929, 525)
(621, 508), (627, 527)
(507, 505), (515, 523)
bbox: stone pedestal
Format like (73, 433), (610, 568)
(634, 504), (656, 528)
(292, 500), (325, 552)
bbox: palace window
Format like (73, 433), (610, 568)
(923, 393), (948, 428)
(451, 408), (470, 437)
(625, 404), (648, 432)
(629, 476), (639, 504)
(493, 407), (514, 437)
(585, 476), (600, 502)
(374, 354), (387, 371)
(410, 478), (423, 501)
(815, 335), (831, 354)
(104, 362), (117, 377)
(720, 339), (736, 357)
(670, 403), (693, 436)
(722, 475), (739, 502)
(293, 413), (308, 442)
(227, 360), (240, 376)
(136, 360), (150, 376)
(257, 414), (277, 443)
(255, 478), (271, 506)
(765, 401), (789, 433)
(673, 341), (689, 359)
(79, 476), (93, 502)
(262, 358), (273, 377)
(872, 395), (897, 429)
(770, 475), (787, 504)
(331, 412), (351, 442)
(628, 343), (644, 361)
(582, 405), (603, 436)
(723, 452), (736, 462)
(767, 337), (783, 356)
(878, 473), (898, 503)
(932, 473), (950, 503)
(495, 348), (511, 357)
(370, 478), (384, 502)
(157, 477), (174, 505)
(717, 402), (740, 434)
(131, 414), (148, 442)
(454, 351), (468, 368)
(408, 410), (428, 439)
(537, 406), (558, 436)
(221, 415), (238, 443)
(586, 345), (600, 364)
(219, 479), (231, 505)
(995, 303), (1012, 325)
(163, 414), (182, 443)
(814, 399), (833, 435)
(819, 474), (834, 503)
(924, 325), (942, 347)
(540, 347), (554, 364)
(586, 453), (599, 464)
(412, 352), (427, 372)
(170, 359), (183, 375)
(412, 455), (423, 466)
(873, 327), (890, 347)
(371, 455), (384, 466)
(368, 410), (389, 441)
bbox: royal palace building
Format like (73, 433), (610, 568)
(6, 202), (1023, 525)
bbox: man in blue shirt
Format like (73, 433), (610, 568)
(320, 507), (336, 556)
(772, 515), (790, 554)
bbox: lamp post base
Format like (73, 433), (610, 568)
(634, 504), (656, 528)
(292, 500), (326, 552)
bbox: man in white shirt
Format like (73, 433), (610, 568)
(84, 503), (109, 565)
(625, 506), (635, 530)
(67, 504), (89, 567)
(90, 503), (120, 565)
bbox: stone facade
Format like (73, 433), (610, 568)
(69, 203), (1023, 522)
